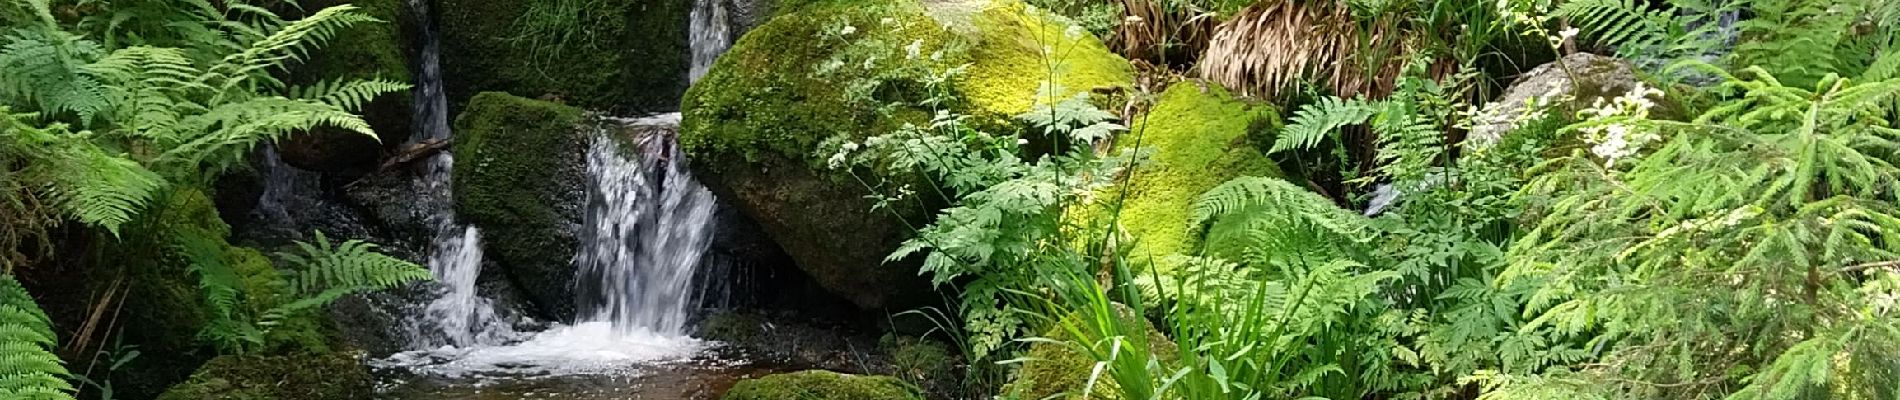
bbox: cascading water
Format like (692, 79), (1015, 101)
(394, 0), (518, 349)
(377, 0), (742, 388)
(575, 115), (718, 336)
(688, 0), (731, 82)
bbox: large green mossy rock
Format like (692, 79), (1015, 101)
(280, 0), (412, 174)
(1084, 82), (1283, 272)
(681, 0), (1133, 309)
(723, 370), (926, 400)
(156, 352), (371, 400)
(438, 0), (690, 112)
(451, 92), (587, 319)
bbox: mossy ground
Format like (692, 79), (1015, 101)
(450, 91), (585, 318)
(723, 370), (926, 400)
(1084, 82), (1283, 272)
(155, 351), (371, 400)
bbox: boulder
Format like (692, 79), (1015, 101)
(437, 0), (691, 112)
(1468, 52), (1675, 147)
(723, 370), (925, 400)
(681, 0), (1133, 309)
(1080, 81), (1282, 272)
(451, 92), (588, 320)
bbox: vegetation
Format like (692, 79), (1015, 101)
(1, 0), (425, 397)
(2, 0), (1897, 398)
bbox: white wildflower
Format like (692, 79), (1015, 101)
(1065, 25), (1083, 40)
(905, 39), (924, 60)
(1016, 138), (1029, 146)
(1559, 27), (1580, 40)
(840, 25), (857, 35)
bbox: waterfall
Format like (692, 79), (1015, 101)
(575, 115), (716, 337)
(688, 0), (731, 83)
(396, 0), (518, 349)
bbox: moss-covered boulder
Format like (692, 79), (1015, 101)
(156, 352), (372, 400)
(451, 92), (587, 319)
(723, 370), (925, 400)
(282, 0), (412, 175)
(437, 0), (690, 112)
(681, 0), (1133, 309)
(1083, 81), (1282, 272)
(1001, 304), (1177, 400)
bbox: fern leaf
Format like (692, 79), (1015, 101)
(1272, 96), (1376, 154)
(0, 274), (75, 400)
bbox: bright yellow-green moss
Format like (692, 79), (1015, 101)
(1092, 82), (1282, 272)
(681, 0), (1133, 173)
(722, 370), (925, 400)
(955, 0), (1134, 122)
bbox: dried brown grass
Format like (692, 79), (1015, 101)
(1198, 0), (1427, 100)
(1109, 0), (1220, 67)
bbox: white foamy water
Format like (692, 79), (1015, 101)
(378, 321), (704, 379)
(382, 120), (720, 379)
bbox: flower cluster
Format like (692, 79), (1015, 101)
(1578, 82), (1664, 168)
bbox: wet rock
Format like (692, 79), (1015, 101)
(451, 92), (588, 320)
(681, 0), (1133, 310)
(276, 127), (385, 175)
(723, 370), (925, 400)
(287, 0), (415, 172)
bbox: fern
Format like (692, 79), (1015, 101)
(1502, 64), (1900, 398)
(0, 274), (76, 400)
(1552, 0), (1678, 57)
(275, 231), (431, 304)
(1271, 96), (1377, 154)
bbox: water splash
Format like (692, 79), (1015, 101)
(688, 0), (731, 83)
(575, 115), (716, 336)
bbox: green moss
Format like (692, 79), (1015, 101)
(438, 0), (678, 111)
(156, 352), (371, 400)
(681, 1), (951, 172)
(682, 0), (1132, 172)
(1089, 82), (1283, 272)
(1001, 305), (1176, 400)
(451, 92), (585, 316)
(957, 0), (1134, 123)
(880, 335), (957, 391)
(723, 370), (926, 400)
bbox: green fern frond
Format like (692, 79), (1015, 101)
(0, 274), (75, 400)
(1272, 96), (1376, 154)
(276, 231), (430, 301)
(1553, 0), (1674, 56)
(289, 78), (410, 114)
(29, 138), (166, 236)
(207, 5), (376, 93)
